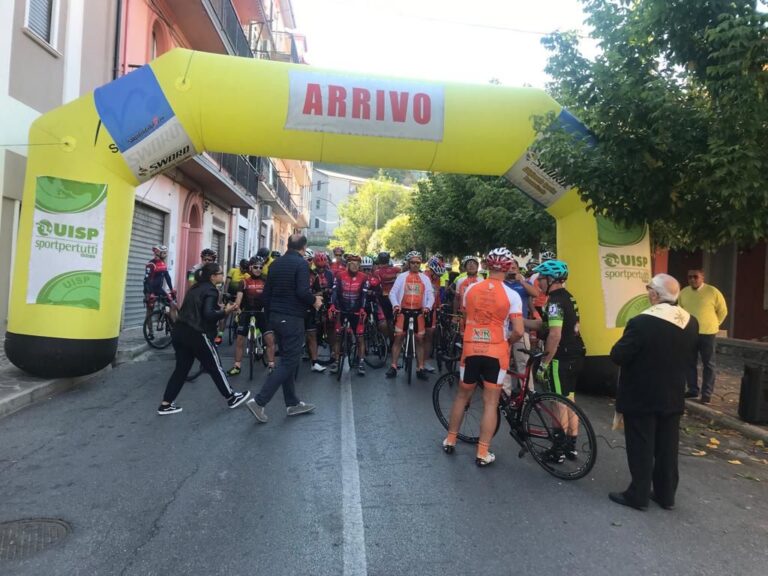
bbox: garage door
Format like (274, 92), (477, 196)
(211, 231), (224, 265)
(237, 226), (247, 263)
(123, 202), (166, 328)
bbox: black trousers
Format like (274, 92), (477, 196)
(623, 412), (681, 507)
(162, 323), (233, 404)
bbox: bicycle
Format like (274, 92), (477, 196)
(314, 304), (333, 365)
(227, 308), (239, 345)
(432, 350), (597, 480)
(333, 312), (358, 382)
(362, 299), (388, 369)
(433, 305), (462, 374)
(143, 295), (175, 349)
(396, 309), (420, 386)
(244, 310), (268, 381)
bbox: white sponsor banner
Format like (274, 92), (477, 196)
(121, 117), (197, 182)
(505, 148), (570, 207)
(286, 70), (445, 141)
(596, 216), (653, 328)
(27, 177), (108, 310)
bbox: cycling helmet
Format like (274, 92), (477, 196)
(249, 256), (265, 267)
(462, 255), (479, 267)
(377, 251), (390, 265)
(152, 244), (168, 255)
(256, 247), (270, 259)
(486, 247), (514, 272)
(239, 258), (249, 269)
(433, 252), (444, 261)
(361, 256), (374, 269)
(201, 248), (217, 260)
(427, 256), (446, 276)
(540, 250), (556, 261)
(305, 247), (315, 260)
(313, 252), (329, 267)
(271, 250), (282, 258)
(346, 253), (362, 263)
(405, 250), (422, 262)
(534, 259), (569, 281)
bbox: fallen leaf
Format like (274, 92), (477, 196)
(728, 459), (743, 465)
(707, 444), (718, 449)
(710, 438), (720, 445)
(756, 440), (765, 447)
(691, 450), (707, 456)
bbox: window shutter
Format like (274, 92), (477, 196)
(28, 0), (53, 43)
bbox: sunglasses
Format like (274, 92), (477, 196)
(250, 266), (263, 270)
(687, 275), (700, 279)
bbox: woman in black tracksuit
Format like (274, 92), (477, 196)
(158, 263), (250, 415)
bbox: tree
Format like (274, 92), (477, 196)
(410, 173), (556, 256)
(377, 214), (424, 257)
(533, 0), (768, 249)
(329, 176), (414, 254)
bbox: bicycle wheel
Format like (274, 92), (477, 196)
(247, 333), (255, 381)
(143, 309), (173, 349)
(522, 393), (597, 480)
(363, 324), (388, 368)
(228, 314), (238, 345)
(434, 326), (444, 373)
(336, 330), (348, 382)
(432, 372), (500, 444)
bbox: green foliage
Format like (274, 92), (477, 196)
(534, 0), (768, 249)
(329, 177), (414, 254)
(410, 173), (556, 257)
(377, 214), (424, 257)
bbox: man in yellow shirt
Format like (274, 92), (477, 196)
(678, 269), (728, 404)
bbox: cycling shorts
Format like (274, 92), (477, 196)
(460, 355), (506, 387)
(394, 308), (426, 336)
(236, 309), (271, 337)
(335, 311), (365, 336)
(548, 356), (583, 398)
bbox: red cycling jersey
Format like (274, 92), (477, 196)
(375, 265), (402, 296)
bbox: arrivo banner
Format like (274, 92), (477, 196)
(285, 71), (445, 141)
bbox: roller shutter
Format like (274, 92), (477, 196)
(123, 203), (166, 328)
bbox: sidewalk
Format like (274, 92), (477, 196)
(0, 329), (150, 420)
(1, 334), (767, 442)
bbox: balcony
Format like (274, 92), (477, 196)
(163, 0), (253, 58)
(257, 159), (303, 225)
(178, 152), (258, 211)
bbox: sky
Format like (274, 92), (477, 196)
(289, 0), (598, 88)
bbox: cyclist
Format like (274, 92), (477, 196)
(443, 247), (524, 466)
(313, 251), (337, 356)
(330, 246), (346, 277)
(226, 259), (250, 301)
(504, 258), (541, 376)
(328, 253), (368, 376)
(227, 257), (276, 375)
(386, 251), (434, 380)
(304, 248), (327, 373)
(453, 255), (481, 313)
(362, 260), (391, 341)
(524, 259), (586, 462)
(188, 248), (217, 285)
(143, 244), (176, 340)
(373, 251), (401, 327)
(423, 255), (446, 373)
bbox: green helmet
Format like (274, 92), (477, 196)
(534, 259), (568, 281)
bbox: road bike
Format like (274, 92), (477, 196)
(433, 305), (462, 374)
(432, 350), (597, 480)
(362, 299), (388, 369)
(143, 295), (175, 349)
(244, 310), (268, 381)
(313, 303), (333, 365)
(227, 308), (239, 345)
(396, 309), (422, 385)
(333, 312), (359, 381)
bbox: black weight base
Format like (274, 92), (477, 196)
(4, 331), (117, 378)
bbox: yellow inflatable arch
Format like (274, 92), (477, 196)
(5, 48), (651, 386)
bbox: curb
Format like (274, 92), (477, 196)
(685, 399), (768, 443)
(0, 342), (149, 421)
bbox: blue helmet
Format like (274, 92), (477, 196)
(534, 259), (568, 281)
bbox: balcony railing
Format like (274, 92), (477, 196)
(205, 152), (261, 200)
(207, 0), (253, 58)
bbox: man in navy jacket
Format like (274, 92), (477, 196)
(247, 234), (322, 422)
(609, 273), (699, 511)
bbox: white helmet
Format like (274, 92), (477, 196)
(305, 247), (315, 260)
(486, 247), (514, 272)
(361, 256), (374, 269)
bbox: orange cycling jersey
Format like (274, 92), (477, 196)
(389, 271), (435, 311)
(462, 279), (523, 364)
(455, 274), (481, 312)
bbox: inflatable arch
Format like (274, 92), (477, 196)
(5, 48), (651, 382)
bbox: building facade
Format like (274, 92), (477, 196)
(0, 0), (310, 332)
(306, 168), (367, 251)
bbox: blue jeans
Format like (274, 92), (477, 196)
(255, 314), (304, 408)
(687, 334), (716, 398)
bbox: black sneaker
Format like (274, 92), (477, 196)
(157, 402), (182, 415)
(227, 390), (251, 409)
(543, 447), (565, 464)
(565, 436), (578, 461)
(385, 366), (397, 378)
(416, 369), (429, 381)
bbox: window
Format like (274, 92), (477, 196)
(26, 0), (57, 45)
(315, 218), (319, 229)
(316, 199), (320, 209)
(317, 180), (322, 191)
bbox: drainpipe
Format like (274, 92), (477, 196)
(112, 0), (123, 79)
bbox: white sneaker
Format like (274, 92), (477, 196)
(286, 401), (315, 416)
(475, 452), (496, 467)
(246, 399), (268, 423)
(311, 362), (327, 372)
(424, 363), (436, 373)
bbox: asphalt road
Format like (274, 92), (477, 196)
(1, 341), (767, 576)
